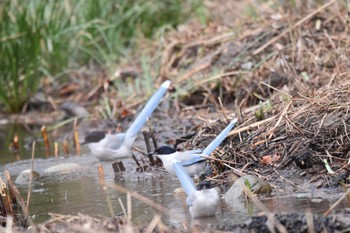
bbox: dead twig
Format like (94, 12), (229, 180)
(228, 115), (278, 137)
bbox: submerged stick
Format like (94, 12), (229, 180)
(127, 192), (132, 221)
(97, 165), (115, 217)
(131, 154), (142, 169)
(26, 141), (36, 213)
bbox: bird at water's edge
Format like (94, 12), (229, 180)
(172, 161), (220, 218)
(82, 80), (171, 161)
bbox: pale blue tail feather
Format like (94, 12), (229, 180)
(201, 118), (237, 156)
(180, 119), (238, 166)
(125, 80), (171, 145)
(172, 161), (197, 197)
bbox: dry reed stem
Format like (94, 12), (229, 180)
(118, 198), (127, 219)
(267, 99), (293, 139)
(41, 125), (50, 156)
(223, 163), (246, 177)
(228, 115), (278, 137)
(200, 155), (238, 166)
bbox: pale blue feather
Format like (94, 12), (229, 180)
(125, 80), (171, 145)
(201, 118), (237, 156)
(172, 161), (197, 197)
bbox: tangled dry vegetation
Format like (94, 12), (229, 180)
(187, 81), (350, 190)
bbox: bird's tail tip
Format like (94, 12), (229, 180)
(161, 80), (171, 89)
(230, 118), (238, 125)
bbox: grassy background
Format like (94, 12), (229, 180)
(0, 0), (204, 113)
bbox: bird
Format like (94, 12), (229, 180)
(82, 80), (171, 161)
(172, 161), (219, 218)
(151, 118), (237, 176)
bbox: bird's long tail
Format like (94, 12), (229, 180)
(201, 118), (237, 156)
(125, 80), (171, 146)
(172, 161), (197, 196)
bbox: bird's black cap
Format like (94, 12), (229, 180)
(149, 145), (176, 156)
(81, 130), (106, 145)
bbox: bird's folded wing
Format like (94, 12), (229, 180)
(201, 118), (237, 156)
(172, 161), (197, 197)
(125, 80), (171, 145)
(180, 154), (205, 166)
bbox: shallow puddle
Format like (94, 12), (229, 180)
(0, 124), (345, 227)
